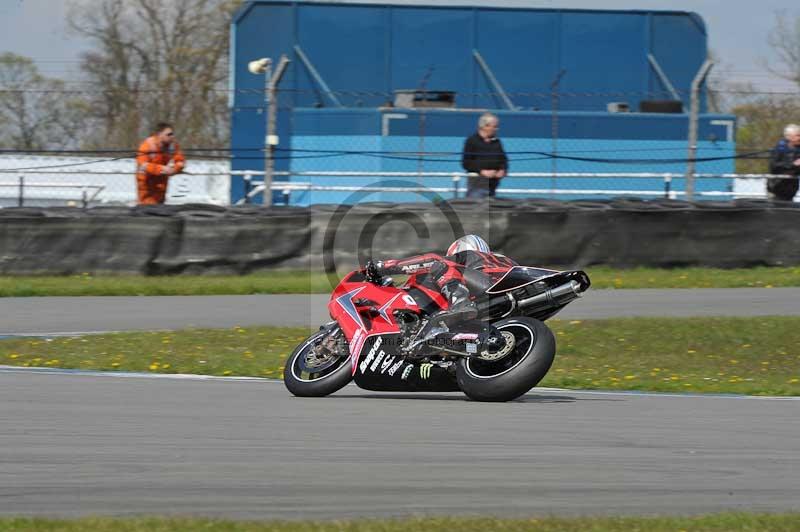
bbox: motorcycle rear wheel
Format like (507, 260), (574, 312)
(283, 324), (353, 397)
(456, 317), (555, 402)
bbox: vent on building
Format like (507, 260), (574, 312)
(607, 102), (630, 113)
(393, 90), (456, 108)
(639, 100), (684, 113)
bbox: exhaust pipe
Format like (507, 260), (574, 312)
(517, 280), (583, 310)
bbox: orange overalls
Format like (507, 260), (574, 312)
(135, 136), (186, 204)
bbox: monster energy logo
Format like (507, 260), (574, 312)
(419, 363), (434, 380)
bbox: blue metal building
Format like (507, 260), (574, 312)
(230, 0), (737, 204)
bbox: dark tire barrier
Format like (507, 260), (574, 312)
(1, 199), (799, 275)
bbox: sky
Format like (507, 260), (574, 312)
(0, 0), (797, 93)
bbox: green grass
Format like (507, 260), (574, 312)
(0, 265), (799, 296)
(2, 317), (799, 396)
(2, 514), (800, 532)
(542, 317), (800, 396)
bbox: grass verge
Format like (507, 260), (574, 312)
(2, 514), (800, 532)
(1, 265), (799, 297)
(1, 317), (799, 396)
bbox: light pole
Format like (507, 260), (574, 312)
(249, 54), (290, 206)
(686, 59), (714, 202)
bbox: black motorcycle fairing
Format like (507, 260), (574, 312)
(352, 333), (461, 392)
(485, 266), (562, 294)
(423, 319), (504, 358)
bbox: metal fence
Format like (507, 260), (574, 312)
(1, 165), (792, 207)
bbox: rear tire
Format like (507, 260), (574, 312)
(283, 325), (353, 397)
(456, 317), (555, 402)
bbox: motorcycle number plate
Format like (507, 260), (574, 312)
(466, 342), (477, 354)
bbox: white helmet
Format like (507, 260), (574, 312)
(447, 234), (490, 256)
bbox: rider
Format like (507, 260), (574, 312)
(373, 235), (518, 327)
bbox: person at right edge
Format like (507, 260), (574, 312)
(461, 112), (508, 198)
(767, 123), (800, 202)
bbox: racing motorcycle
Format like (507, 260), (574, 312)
(284, 261), (590, 402)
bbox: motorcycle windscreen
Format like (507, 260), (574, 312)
(486, 266), (563, 294)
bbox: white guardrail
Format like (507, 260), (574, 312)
(234, 171), (789, 204)
(0, 169), (795, 206)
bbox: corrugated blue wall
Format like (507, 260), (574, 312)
(231, 1), (735, 205)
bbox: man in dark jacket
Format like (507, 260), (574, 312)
(461, 113), (508, 198)
(768, 124), (800, 202)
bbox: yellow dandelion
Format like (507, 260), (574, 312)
(111, 362), (120, 368)
(569, 320), (582, 325)
(789, 378), (799, 384)
(687, 350), (696, 354)
(223, 370), (233, 376)
(149, 362), (160, 371)
(624, 375), (636, 380)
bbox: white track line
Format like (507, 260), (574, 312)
(0, 330), (124, 337)
(0, 365), (274, 382)
(1, 365), (798, 401)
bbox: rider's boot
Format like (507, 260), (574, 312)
(431, 281), (478, 328)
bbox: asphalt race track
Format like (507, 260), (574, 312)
(2, 289), (799, 519)
(1, 370), (798, 519)
(2, 288), (800, 335)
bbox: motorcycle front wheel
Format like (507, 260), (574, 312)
(456, 316), (555, 402)
(283, 323), (353, 397)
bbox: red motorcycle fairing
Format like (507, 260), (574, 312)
(327, 271), (422, 375)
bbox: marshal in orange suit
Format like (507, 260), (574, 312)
(135, 122), (186, 204)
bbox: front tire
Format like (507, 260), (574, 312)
(456, 317), (555, 402)
(283, 324), (353, 397)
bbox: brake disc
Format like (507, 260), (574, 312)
(479, 330), (516, 361)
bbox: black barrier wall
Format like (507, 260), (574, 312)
(1, 199), (799, 275)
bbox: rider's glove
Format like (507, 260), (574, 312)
(365, 260), (381, 283)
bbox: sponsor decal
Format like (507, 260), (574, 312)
(452, 333), (479, 341)
(349, 328), (367, 374)
(400, 364), (414, 381)
(370, 350), (386, 372)
(387, 359), (405, 376)
(380, 355), (396, 373)
(420, 363), (434, 380)
(359, 337), (383, 374)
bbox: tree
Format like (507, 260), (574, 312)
(68, 0), (242, 151)
(765, 10), (800, 88)
(733, 97), (800, 173)
(0, 53), (87, 151)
